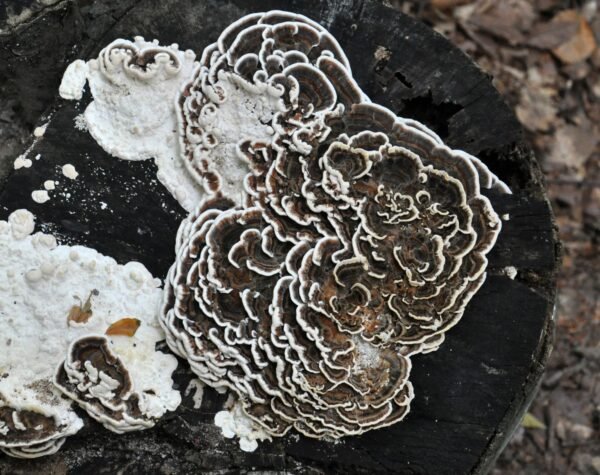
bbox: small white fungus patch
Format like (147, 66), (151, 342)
(214, 402), (271, 452)
(44, 180), (56, 191)
(62, 164), (78, 180)
(33, 124), (48, 138)
(13, 157), (32, 170)
(184, 379), (204, 409)
(31, 190), (50, 204)
(59, 60), (88, 101)
(505, 266), (518, 280)
(74, 114), (88, 131)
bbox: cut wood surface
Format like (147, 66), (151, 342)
(0, 1), (559, 473)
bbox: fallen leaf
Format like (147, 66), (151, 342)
(521, 412), (546, 430)
(67, 289), (99, 324)
(528, 11), (580, 50)
(468, 0), (536, 45)
(545, 119), (598, 175)
(105, 317), (141, 337)
(515, 86), (557, 132)
(551, 10), (597, 64)
(431, 0), (473, 10)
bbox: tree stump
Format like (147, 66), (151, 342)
(0, 0), (559, 473)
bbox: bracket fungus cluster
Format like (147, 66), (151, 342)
(0, 210), (180, 458)
(7, 8), (510, 458)
(160, 10), (510, 443)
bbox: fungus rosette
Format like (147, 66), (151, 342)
(177, 10), (364, 201)
(55, 335), (179, 434)
(162, 98), (506, 438)
(243, 102), (506, 352)
(162, 197), (414, 437)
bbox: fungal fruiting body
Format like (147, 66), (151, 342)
(50, 8), (509, 453)
(0, 210), (180, 458)
(160, 10), (509, 446)
(177, 10), (365, 204)
(59, 37), (204, 211)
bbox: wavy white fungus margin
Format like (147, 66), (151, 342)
(0, 209), (180, 458)
(59, 37), (204, 211)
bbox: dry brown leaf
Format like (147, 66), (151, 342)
(515, 86), (557, 132)
(105, 317), (141, 337)
(545, 119), (598, 175)
(551, 10), (597, 64)
(528, 13), (580, 50)
(431, 0), (473, 10)
(67, 290), (98, 324)
(468, 0), (536, 45)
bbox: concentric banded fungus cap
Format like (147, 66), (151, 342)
(162, 199), (415, 438)
(243, 101), (508, 353)
(162, 69), (508, 440)
(177, 10), (366, 202)
(55, 335), (177, 433)
(0, 399), (82, 459)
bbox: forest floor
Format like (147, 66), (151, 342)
(385, 0), (600, 473)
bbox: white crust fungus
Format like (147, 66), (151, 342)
(59, 60), (88, 101)
(60, 37), (205, 211)
(159, 10), (510, 446)
(61, 163), (78, 180)
(214, 402), (271, 452)
(13, 157), (32, 170)
(0, 210), (180, 458)
(44, 180), (56, 191)
(31, 190), (50, 204)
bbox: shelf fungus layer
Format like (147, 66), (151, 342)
(162, 11), (508, 442)
(0, 210), (180, 458)
(177, 10), (367, 204)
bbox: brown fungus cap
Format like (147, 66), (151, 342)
(162, 10), (509, 440)
(0, 401), (78, 459)
(55, 336), (161, 433)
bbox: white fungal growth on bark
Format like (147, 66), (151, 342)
(214, 402), (271, 452)
(59, 37), (205, 211)
(61, 164), (78, 180)
(31, 190), (50, 203)
(0, 209), (181, 458)
(59, 60), (88, 101)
